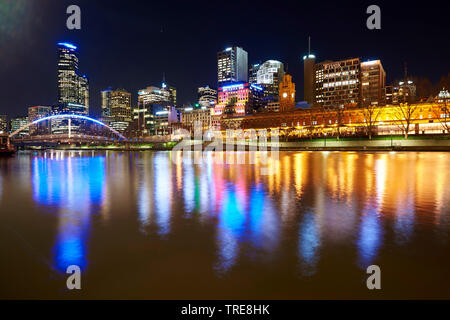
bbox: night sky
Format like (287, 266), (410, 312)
(0, 0), (448, 118)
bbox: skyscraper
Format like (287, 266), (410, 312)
(303, 37), (316, 104)
(101, 88), (132, 133)
(217, 46), (248, 85)
(57, 42), (89, 115)
(134, 84), (175, 135)
(249, 63), (261, 85)
(256, 60), (285, 104)
(101, 87), (113, 119)
(314, 57), (361, 109)
(360, 60), (386, 106)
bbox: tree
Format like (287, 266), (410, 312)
(416, 77), (434, 100)
(335, 105), (346, 140)
(362, 104), (381, 139)
(393, 103), (419, 139)
(433, 91), (450, 134)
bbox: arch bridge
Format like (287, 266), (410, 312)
(9, 114), (128, 146)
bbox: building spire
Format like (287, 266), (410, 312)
(308, 36), (311, 55)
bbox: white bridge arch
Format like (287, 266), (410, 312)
(9, 114), (127, 141)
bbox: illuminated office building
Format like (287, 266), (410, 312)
(213, 82), (263, 117)
(101, 87), (113, 119)
(256, 60), (285, 104)
(217, 46), (248, 85)
(57, 42), (89, 114)
(249, 63), (261, 85)
(360, 60), (386, 106)
(56, 42), (89, 135)
(0, 115), (7, 134)
(103, 88), (133, 133)
(28, 106), (51, 135)
(385, 80), (416, 105)
(133, 84), (176, 135)
(314, 57), (361, 109)
(198, 86), (217, 108)
(10, 117), (29, 136)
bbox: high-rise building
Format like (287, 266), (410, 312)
(198, 86), (217, 108)
(108, 89), (132, 133)
(10, 117), (29, 136)
(101, 87), (113, 119)
(133, 84), (176, 135)
(303, 37), (316, 104)
(279, 74), (296, 112)
(360, 60), (386, 106)
(314, 57), (361, 109)
(0, 115), (7, 134)
(57, 42), (89, 114)
(303, 54), (316, 104)
(217, 46), (248, 85)
(313, 57), (387, 109)
(385, 80), (416, 105)
(161, 82), (177, 105)
(249, 63), (261, 85)
(256, 60), (285, 104)
(28, 106), (51, 135)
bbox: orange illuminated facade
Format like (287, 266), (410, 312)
(220, 102), (450, 137)
(279, 74), (296, 112)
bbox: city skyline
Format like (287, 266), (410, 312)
(1, 0), (449, 118)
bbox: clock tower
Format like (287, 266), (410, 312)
(279, 74), (296, 112)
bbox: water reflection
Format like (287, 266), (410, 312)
(32, 152), (105, 271)
(13, 150), (449, 282)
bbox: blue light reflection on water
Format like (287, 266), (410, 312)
(298, 211), (321, 276)
(32, 153), (105, 272)
(357, 206), (382, 268)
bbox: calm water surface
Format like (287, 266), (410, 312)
(0, 151), (449, 299)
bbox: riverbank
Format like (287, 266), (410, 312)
(16, 136), (450, 152)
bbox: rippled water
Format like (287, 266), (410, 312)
(0, 151), (449, 299)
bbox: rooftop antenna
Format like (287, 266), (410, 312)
(308, 36), (311, 55)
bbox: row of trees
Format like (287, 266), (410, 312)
(363, 99), (449, 140)
(409, 73), (450, 100)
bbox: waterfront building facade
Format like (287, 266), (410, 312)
(219, 102), (449, 137)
